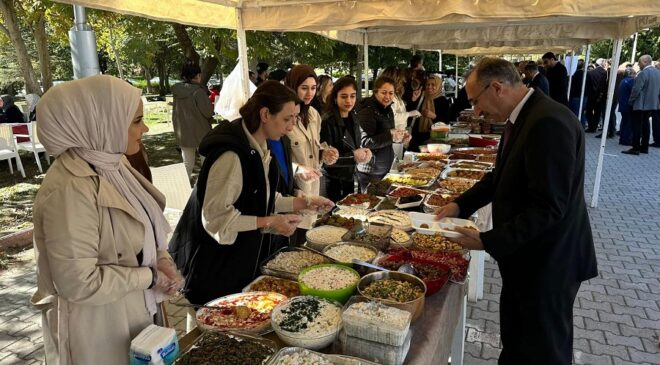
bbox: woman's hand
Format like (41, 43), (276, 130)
(153, 270), (177, 295)
(267, 214), (303, 236)
(155, 257), (184, 295)
(296, 166), (322, 182)
(322, 147), (339, 165)
(391, 129), (406, 143)
(306, 196), (335, 214)
(353, 148), (372, 164)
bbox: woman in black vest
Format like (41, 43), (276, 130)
(169, 81), (334, 305)
(320, 77), (372, 202)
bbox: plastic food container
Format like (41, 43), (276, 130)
(261, 247), (330, 280)
(176, 331), (278, 365)
(441, 167), (486, 181)
(357, 271), (426, 321)
(342, 222), (393, 252)
(322, 242), (378, 267)
(337, 329), (412, 365)
(270, 297), (343, 350)
(242, 275), (301, 298)
(195, 292), (287, 334)
(409, 212), (479, 237)
(427, 143), (451, 154)
(341, 296), (411, 346)
(298, 264), (360, 304)
(375, 255), (451, 296)
(305, 226), (349, 251)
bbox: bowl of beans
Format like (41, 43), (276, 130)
(298, 264), (360, 304)
(357, 271), (427, 321)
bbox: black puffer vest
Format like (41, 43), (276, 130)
(169, 119), (278, 305)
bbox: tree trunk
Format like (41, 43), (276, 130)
(33, 11), (52, 92)
(0, 0), (41, 94)
(143, 66), (153, 94)
(156, 55), (167, 96)
(171, 23), (217, 86)
(171, 23), (200, 64)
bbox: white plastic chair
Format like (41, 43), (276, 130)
(15, 121), (50, 174)
(0, 125), (26, 178)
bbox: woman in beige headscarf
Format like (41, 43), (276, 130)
(31, 75), (182, 365)
(409, 74), (451, 152)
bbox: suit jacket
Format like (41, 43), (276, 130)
(546, 63), (569, 105)
(629, 66), (660, 111)
(588, 67), (608, 101)
(528, 73), (550, 96)
(454, 91), (597, 291)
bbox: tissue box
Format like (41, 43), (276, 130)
(129, 324), (179, 365)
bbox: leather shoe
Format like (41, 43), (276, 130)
(621, 149), (640, 155)
(640, 150), (648, 154)
(585, 128), (597, 133)
(650, 142), (660, 148)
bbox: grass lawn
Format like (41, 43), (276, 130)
(0, 102), (187, 238)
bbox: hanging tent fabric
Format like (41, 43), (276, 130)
(54, 0), (660, 207)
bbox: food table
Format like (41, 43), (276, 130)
(174, 139), (502, 365)
(178, 282), (467, 365)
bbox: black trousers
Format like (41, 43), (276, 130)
(651, 109), (660, 144)
(325, 176), (355, 203)
(631, 110), (652, 152)
(498, 281), (581, 365)
(586, 97), (602, 131)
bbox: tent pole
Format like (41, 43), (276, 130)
(235, 7), (250, 101)
(566, 49), (574, 100)
(630, 32), (638, 64)
(363, 32), (369, 97)
(591, 38), (623, 208)
(438, 50), (442, 73)
(455, 55), (458, 96)
(578, 44), (591, 122)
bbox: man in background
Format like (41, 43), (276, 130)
(256, 62), (269, 86)
(623, 55), (660, 155)
(586, 58), (608, 132)
(524, 62), (550, 95)
(542, 52), (569, 105)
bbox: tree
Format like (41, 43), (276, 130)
(0, 0), (41, 94)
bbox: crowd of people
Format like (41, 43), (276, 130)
(19, 50), (660, 364)
(515, 53), (660, 154)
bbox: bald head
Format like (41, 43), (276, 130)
(639, 55), (653, 68)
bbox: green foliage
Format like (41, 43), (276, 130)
(589, 28), (660, 64)
(0, 78), (24, 95)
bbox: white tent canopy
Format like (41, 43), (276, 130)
(55, 0), (660, 209)
(55, 0), (660, 36)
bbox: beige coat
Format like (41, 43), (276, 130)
(288, 106), (322, 229)
(31, 150), (170, 365)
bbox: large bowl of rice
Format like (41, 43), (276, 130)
(298, 264), (359, 304)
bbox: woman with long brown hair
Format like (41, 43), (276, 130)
(284, 65), (338, 242)
(169, 81), (333, 305)
(409, 74), (451, 152)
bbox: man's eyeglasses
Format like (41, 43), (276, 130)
(469, 84), (490, 107)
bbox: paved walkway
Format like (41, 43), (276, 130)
(0, 135), (658, 364)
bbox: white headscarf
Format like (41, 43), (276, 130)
(37, 75), (170, 316)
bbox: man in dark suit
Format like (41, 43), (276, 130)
(436, 57), (597, 365)
(586, 59), (608, 132)
(523, 62), (549, 95)
(542, 52), (569, 105)
(623, 55), (660, 155)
